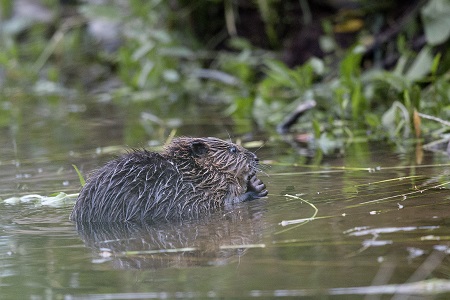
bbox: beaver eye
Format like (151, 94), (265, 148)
(229, 146), (238, 154)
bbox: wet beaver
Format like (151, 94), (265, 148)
(70, 137), (268, 222)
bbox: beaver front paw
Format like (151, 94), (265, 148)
(248, 174), (268, 198)
(235, 174), (268, 203)
(228, 174), (268, 204)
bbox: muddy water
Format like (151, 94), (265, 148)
(0, 99), (450, 298)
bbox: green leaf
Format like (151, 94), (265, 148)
(72, 164), (86, 187)
(405, 47), (433, 81)
(340, 48), (363, 82)
(264, 60), (296, 86)
(312, 119), (321, 139)
(421, 0), (450, 45)
(351, 82), (364, 121)
(365, 113), (380, 128)
(431, 53), (442, 75)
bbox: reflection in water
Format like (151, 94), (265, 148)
(74, 201), (267, 269)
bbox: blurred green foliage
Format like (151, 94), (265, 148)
(1, 0), (450, 149)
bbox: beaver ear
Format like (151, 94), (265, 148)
(190, 141), (209, 157)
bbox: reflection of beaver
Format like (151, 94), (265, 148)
(73, 201), (267, 269)
(70, 137), (268, 222)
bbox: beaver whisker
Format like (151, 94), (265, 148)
(252, 143), (264, 154)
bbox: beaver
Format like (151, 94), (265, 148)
(70, 137), (268, 222)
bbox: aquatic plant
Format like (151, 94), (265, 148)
(0, 0), (449, 149)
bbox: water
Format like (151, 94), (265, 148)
(1, 98), (450, 299)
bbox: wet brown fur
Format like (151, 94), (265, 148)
(70, 137), (267, 222)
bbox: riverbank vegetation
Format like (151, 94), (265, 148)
(1, 0), (449, 153)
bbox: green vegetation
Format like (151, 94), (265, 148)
(72, 164), (85, 187)
(1, 0), (450, 151)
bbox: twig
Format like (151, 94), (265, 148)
(418, 112), (450, 127)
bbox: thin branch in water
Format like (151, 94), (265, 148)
(275, 194), (318, 234)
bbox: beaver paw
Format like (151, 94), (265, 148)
(248, 174), (268, 198)
(235, 174), (268, 203)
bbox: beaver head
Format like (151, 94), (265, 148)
(163, 137), (260, 199)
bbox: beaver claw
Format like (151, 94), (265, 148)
(248, 174), (268, 198)
(236, 174), (267, 202)
(226, 174), (268, 204)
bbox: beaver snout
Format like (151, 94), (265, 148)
(248, 152), (258, 161)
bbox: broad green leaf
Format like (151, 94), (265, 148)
(405, 47), (433, 81)
(421, 0), (450, 45)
